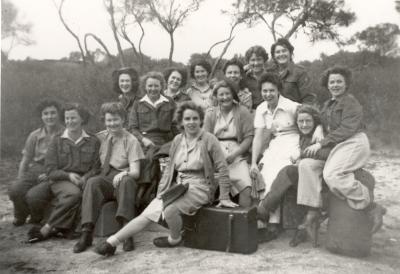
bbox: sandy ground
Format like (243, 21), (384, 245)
(0, 150), (399, 274)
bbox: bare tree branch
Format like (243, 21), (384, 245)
(104, 0), (126, 67)
(84, 33), (114, 64)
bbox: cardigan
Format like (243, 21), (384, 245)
(157, 130), (231, 201)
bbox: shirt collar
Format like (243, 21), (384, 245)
(190, 82), (211, 93)
(140, 94), (169, 107)
(61, 129), (90, 144)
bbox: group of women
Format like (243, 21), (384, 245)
(9, 38), (385, 258)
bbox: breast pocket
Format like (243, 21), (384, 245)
(80, 146), (95, 164)
(158, 104), (174, 130)
(137, 105), (152, 129)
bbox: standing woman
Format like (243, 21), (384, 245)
(186, 60), (214, 110)
(203, 80), (253, 207)
(251, 73), (300, 241)
(128, 71), (177, 185)
(299, 66), (386, 235)
(163, 67), (191, 104)
(244, 45), (269, 109)
(267, 38), (315, 104)
(9, 99), (64, 226)
(73, 102), (144, 253)
(223, 59), (253, 111)
(95, 101), (237, 256)
(27, 103), (100, 243)
(112, 67), (140, 114)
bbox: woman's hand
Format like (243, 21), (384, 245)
(250, 163), (260, 180)
(69, 172), (84, 188)
(38, 173), (48, 183)
(113, 171), (128, 188)
(216, 199), (239, 208)
(142, 137), (155, 148)
(303, 143), (322, 158)
(311, 125), (324, 143)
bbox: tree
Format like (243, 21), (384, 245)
(53, 0), (87, 65)
(104, 0), (126, 66)
(348, 23), (400, 56)
(146, 0), (204, 66)
(1, 0), (34, 57)
(229, 0), (356, 44)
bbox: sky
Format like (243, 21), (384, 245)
(4, 0), (400, 64)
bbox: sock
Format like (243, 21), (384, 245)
(40, 224), (52, 237)
(167, 235), (182, 245)
(107, 235), (121, 247)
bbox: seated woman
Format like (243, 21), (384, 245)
(223, 59), (253, 111)
(266, 38), (315, 104)
(186, 59), (214, 110)
(9, 99), (64, 226)
(203, 79), (253, 207)
(296, 66), (386, 243)
(27, 103), (100, 243)
(95, 101), (237, 256)
(112, 67), (140, 114)
(250, 72), (301, 241)
(128, 71), (177, 185)
(256, 105), (332, 246)
(73, 102), (144, 253)
(163, 67), (191, 103)
(243, 45), (269, 109)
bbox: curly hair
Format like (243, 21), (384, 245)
(100, 102), (127, 122)
(320, 66), (352, 90)
(112, 67), (139, 94)
(163, 67), (188, 89)
(139, 71), (166, 95)
(36, 99), (63, 118)
(189, 59), (212, 79)
(63, 103), (91, 125)
(223, 58), (245, 75)
(270, 38), (294, 61)
(244, 45), (269, 62)
(212, 79), (240, 103)
(258, 72), (283, 92)
(174, 101), (205, 130)
(295, 104), (321, 133)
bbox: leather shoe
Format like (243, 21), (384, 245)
(122, 237), (135, 252)
(73, 232), (93, 253)
(94, 241), (116, 256)
(153, 236), (182, 248)
(27, 226), (46, 243)
(289, 228), (308, 247)
(257, 228), (279, 243)
(13, 218), (26, 227)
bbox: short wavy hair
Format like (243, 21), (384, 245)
(295, 104), (321, 133)
(321, 66), (352, 90)
(36, 99), (63, 118)
(223, 58), (245, 75)
(189, 59), (212, 79)
(271, 38), (294, 61)
(139, 71), (166, 95)
(112, 67), (139, 94)
(163, 67), (188, 89)
(174, 101), (205, 130)
(100, 102), (127, 122)
(63, 103), (91, 125)
(258, 72), (283, 92)
(212, 79), (240, 103)
(245, 45), (269, 62)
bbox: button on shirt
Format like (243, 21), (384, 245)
(254, 95), (300, 137)
(96, 129), (145, 171)
(175, 135), (204, 172)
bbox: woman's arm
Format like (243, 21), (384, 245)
(227, 136), (252, 164)
(17, 155), (30, 179)
(128, 102), (144, 141)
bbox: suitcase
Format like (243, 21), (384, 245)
(183, 206), (258, 254)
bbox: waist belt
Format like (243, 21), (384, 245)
(217, 137), (238, 142)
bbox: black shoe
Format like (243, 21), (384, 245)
(122, 237), (135, 252)
(27, 226), (46, 243)
(13, 218), (26, 227)
(94, 241), (116, 256)
(289, 228), (308, 247)
(73, 232), (93, 253)
(258, 228), (279, 243)
(153, 236), (182, 248)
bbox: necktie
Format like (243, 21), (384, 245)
(101, 136), (113, 176)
